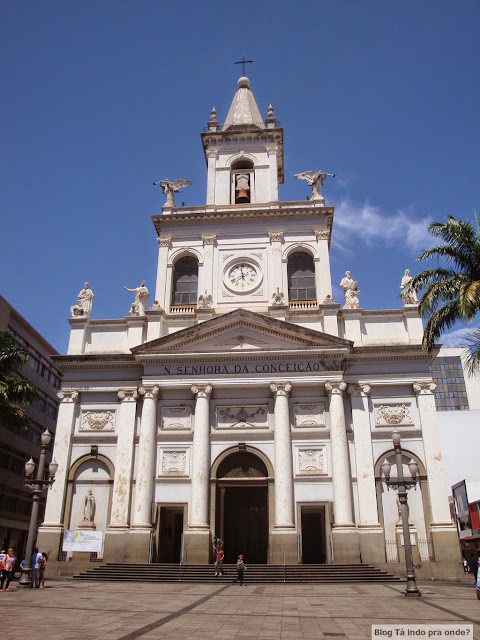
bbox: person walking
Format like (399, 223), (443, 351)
(39, 553), (48, 588)
(0, 549), (16, 591)
(31, 547), (42, 588)
(468, 554), (478, 581)
(232, 554), (246, 586)
(214, 547), (225, 577)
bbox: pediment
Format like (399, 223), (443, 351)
(132, 309), (352, 356)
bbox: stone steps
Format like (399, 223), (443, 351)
(73, 563), (402, 583)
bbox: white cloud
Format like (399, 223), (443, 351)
(332, 198), (433, 254)
(440, 326), (479, 348)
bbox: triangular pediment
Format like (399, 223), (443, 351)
(132, 309), (352, 356)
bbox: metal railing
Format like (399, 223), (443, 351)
(385, 539), (399, 563)
(418, 538), (435, 562)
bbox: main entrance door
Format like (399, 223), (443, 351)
(300, 505), (326, 564)
(216, 451), (269, 564)
(157, 506), (184, 563)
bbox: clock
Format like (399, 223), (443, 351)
(224, 260), (262, 293)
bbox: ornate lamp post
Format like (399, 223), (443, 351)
(381, 428), (421, 597)
(19, 429), (58, 587)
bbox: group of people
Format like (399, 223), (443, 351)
(0, 546), (48, 591)
(212, 536), (246, 586)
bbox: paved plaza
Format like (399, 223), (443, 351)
(1, 577), (479, 640)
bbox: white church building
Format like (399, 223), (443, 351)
(38, 75), (462, 580)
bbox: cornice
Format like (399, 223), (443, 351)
(152, 204), (334, 232)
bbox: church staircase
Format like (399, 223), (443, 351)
(73, 563), (402, 583)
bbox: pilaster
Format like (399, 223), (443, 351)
(315, 229), (333, 303)
(155, 236), (171, 307)
(342, 308), (363, 344)
(200, 234), (216, 304)
(268, 231), (284, 300)
(126, 315), (147, 349)
(348, 384), (385, 563)
(403, 305), (423, 344)
(67, 317), (88, 354)
(206, 150), (217, 204)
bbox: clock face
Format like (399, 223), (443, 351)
(225, 261), (261, 293)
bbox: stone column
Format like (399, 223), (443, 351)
(132, 386), (159, 533)
(183, 384), (212, 563)
(269, 382), (297, 563)
(413, 382), (461, 578)
(104, 388), (139, 562)
(348, 384), (385, 563)
(37, 390), (78, 566)
(200, 235), (216, 304)
(315, 229), (333, 303)
(154, 236), (171, 307)
(325, 381), (359, 562)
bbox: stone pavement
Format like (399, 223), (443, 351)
(1, 577), (479, 640)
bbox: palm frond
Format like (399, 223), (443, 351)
(0, 403), (30, 430)
(422, 301), (460, 351)
(462, 326), (480, 376)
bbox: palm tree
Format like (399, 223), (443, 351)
(0, 330), (38, 430)
(403, 215), (480, 373)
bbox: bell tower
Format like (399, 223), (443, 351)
(201, 76), (284, 205)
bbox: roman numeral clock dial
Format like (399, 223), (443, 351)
(224, 261), (261, 293)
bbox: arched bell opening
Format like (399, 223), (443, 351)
(231, 159), (254, 204)
(212, 448), (272, 564)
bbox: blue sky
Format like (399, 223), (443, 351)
(1, 1), (479, 354)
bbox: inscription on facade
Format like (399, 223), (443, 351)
(161, 406), (192, 430)
(293, 403), (325, 427)
(157, 360), (329, 376)
(160, 450), (188, 475)
(297, 447), (326, 475)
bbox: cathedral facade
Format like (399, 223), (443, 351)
(38, 76), (462, 579)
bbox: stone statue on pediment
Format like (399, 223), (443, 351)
(70, 282), (94, 318)
(294, 170), (335, 201)
(400, 269), (418, 304)
(123, 280), (149, 316)
(154, 178), (193, 207)
(198, 291), (213, 309)
(271, 288), (285, 306)
(340, 271), (360, 309)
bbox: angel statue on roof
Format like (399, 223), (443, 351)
(294, 170), (335, 201)
(154, 178), (193, 207)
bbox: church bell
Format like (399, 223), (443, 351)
(235, 189), (250, 203)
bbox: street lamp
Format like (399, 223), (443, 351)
(19, 429), (58, 587)
(381, 428), (421, 597)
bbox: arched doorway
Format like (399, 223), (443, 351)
(215, 451), (269, 563)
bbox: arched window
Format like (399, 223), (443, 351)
(171, 256), (198, 305)
(231, 159), (254, 204)
(287, 252), (316, 301)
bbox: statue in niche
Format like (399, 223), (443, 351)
(294, 170), (335, 201)
(70, 282), (94, 318)
(123, 280), (149, 316)
(400, 269), (418, 305)
(271, 288), (285, 306)
(198, 291), (213, 309)
(78, 489), (96, 529)
(340, 271), (360, 309)
(154, 178), (193, 207)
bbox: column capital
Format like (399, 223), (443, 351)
(117, 388), (138, 402)
(348, 383), (371, 397)
(325, 381), (347, 396)
(191, 384), (212, 399)
(267, 146), (278, 156)
(202, 234), (216, 246)
(413, 381), (437, 395)
(157, 236), (171, 247)
(270, 382), (291, 397)
(207, 150), (218, 159)
(268, 231), (283, 243)
(139, 385), (160, 400)
(315, 229), (329, 241)
(57, 390), (79, 403)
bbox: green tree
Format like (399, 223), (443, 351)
(404, 215), (480, 373)
(0, 330), (38, 430)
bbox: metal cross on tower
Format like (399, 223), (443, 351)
(234, 56), (253, 76)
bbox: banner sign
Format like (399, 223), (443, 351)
(62, 530), (104, 553)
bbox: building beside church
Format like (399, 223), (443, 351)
(38, 76), (462, 580)
(0, 295), (61, 554)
